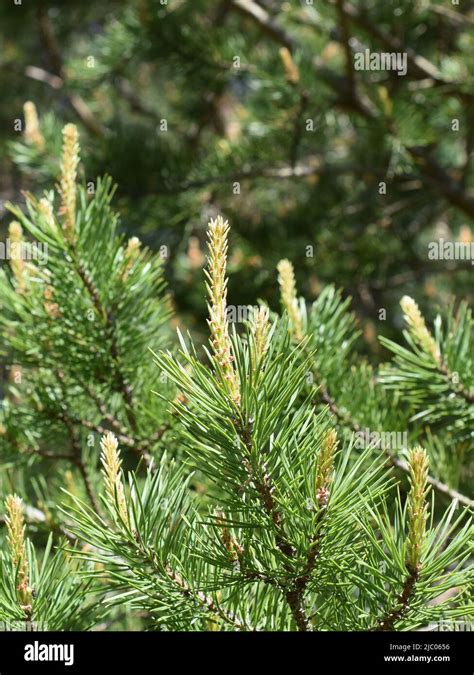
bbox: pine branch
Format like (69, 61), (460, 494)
(62, 416), (101, 515)
(55, 372), (170, 462)
(374, 567), (419, 631)
(230, 0), (295, 51)
(67, 440), (255, 631)
(289, 431), (337, 626)
(234, 417), (311, 631)
(164, 155), (342, 193)
(73, 259), (153, 468)
(128, 537), (250, 630)
(164, 563), (250, 631)
(331, 0), (451, 85)
(407, 146), (474, 219)
(314, 385), (474, 509)
(374, 448), (429, 630)
(234, 418), (294, 559)
(31, 449), (75, 462)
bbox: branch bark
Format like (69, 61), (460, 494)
(230, 0), (295, 51)
(374, 566), (419, 631)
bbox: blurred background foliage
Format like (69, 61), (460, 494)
(0, 0), (473, 348)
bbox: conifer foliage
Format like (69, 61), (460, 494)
(0, 124), (472, 631)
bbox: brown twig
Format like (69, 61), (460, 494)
(32, 449), (76, 462)
(235, 418), (294, 558)
(437, 361), (474, 405)
(164, 563), (250, 630)
(333, 1), (448, 85)
(61, 408), (170, 461)
(30, 7), (106, 137)
(234, 417), (311, 631)
(407, 146), (474, 219)
(289, 91), (309, 169)
(230, 0), (295, 51)
(374, 566), (419, 631)
(335, 0), (356, 97)
(61, 416), (101, 515)
(131, 539), (251, 630)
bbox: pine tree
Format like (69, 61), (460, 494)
(0, 135), (471, 629)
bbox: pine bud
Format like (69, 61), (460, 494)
(4, 495), (32, 609)
(44, 285), (61, 318)
(315, 429), (338, 507)
(406, 447), (429, 573)
(279, 47), (300, 84)
(8, 221), (26, 292)
(64, 470), (77, 497)
(215, 510), (243, 561)
(23, 101), (45, 151)
(251, 305), (270, 366)
(205, 216), (240, 406)
(122, 237), (141, 281)
(125, 236), (141, 258)
(5, 495), (26, 570)
(38, 197), (56, 231)
(400, 296), (441, 364)
(100, 432), (129, 526)
(277, 259), (303, 342)
(58, 123), (80, 241)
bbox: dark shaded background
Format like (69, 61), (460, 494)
(1, 0), (473, 349)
